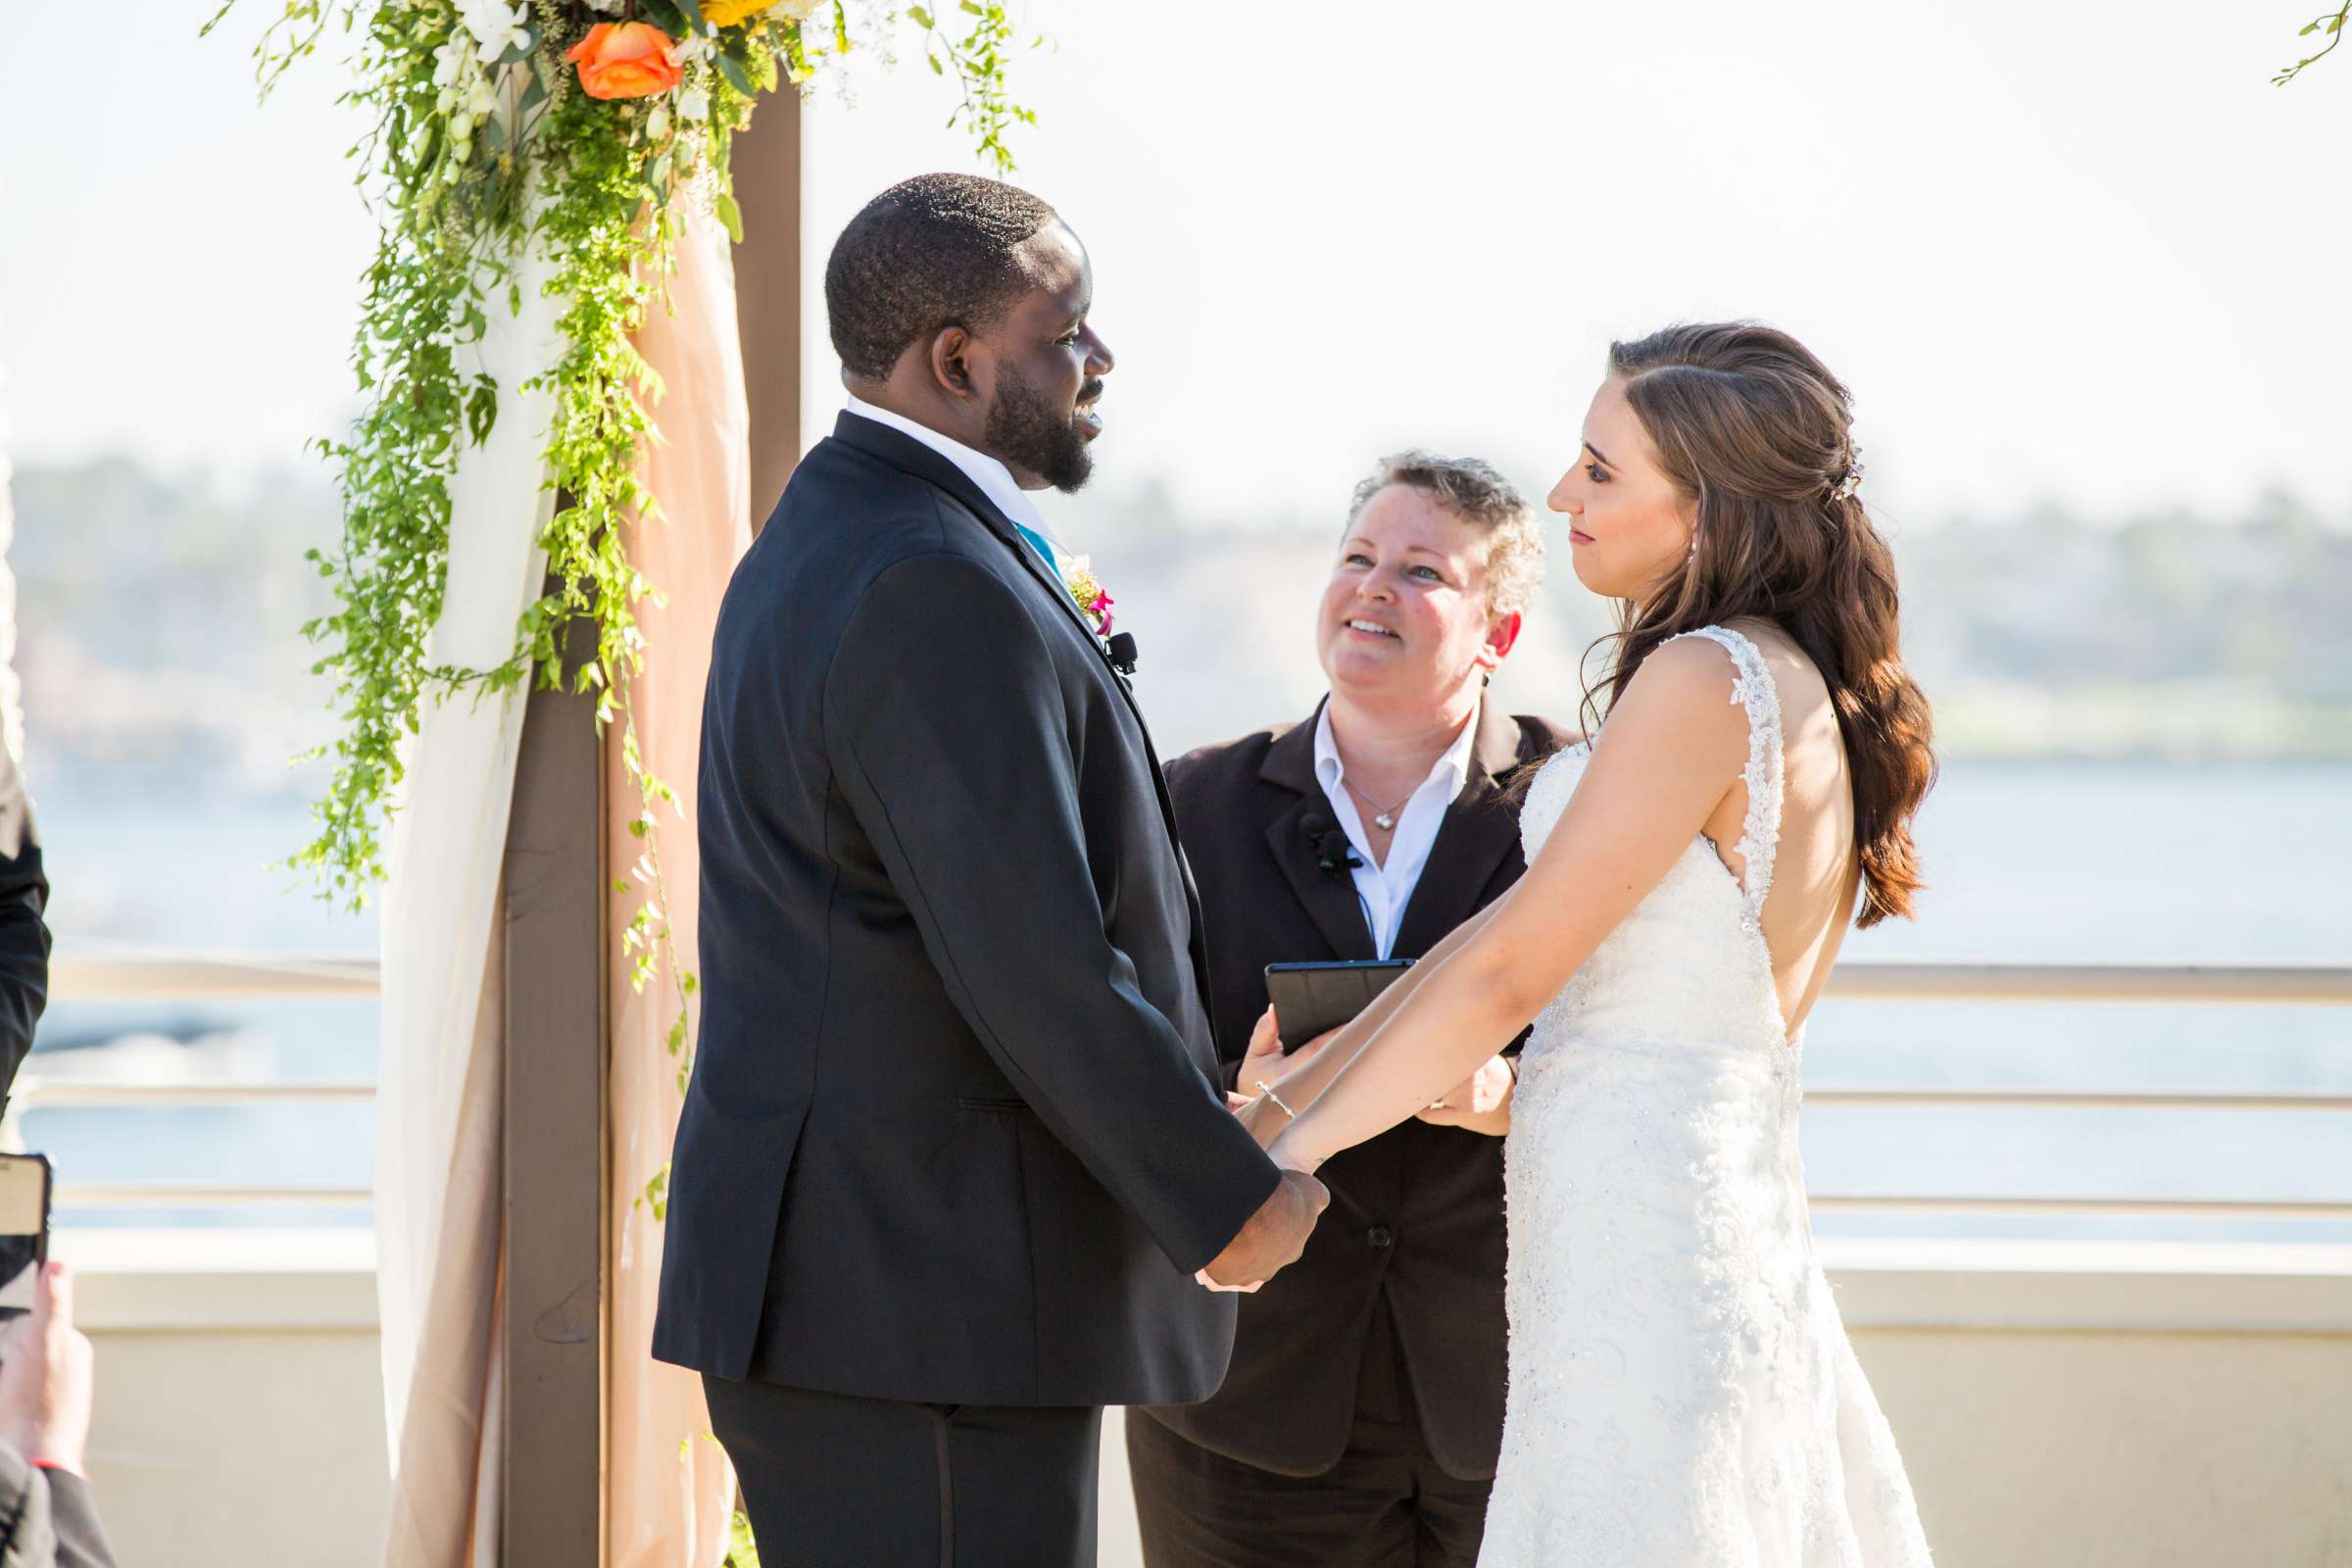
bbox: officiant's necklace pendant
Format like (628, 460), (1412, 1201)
(1348, 781), (1407, 834)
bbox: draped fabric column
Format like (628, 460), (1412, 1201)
(605, 202), (753, 1568)
(376, 244), (567, 1568)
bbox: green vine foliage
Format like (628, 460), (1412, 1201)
(2277, 5), (2349, 84)
(211, 3), (1029, 1100)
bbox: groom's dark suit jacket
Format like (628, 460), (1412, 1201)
(1138, 700), (1567, 1479)
(653, 412), (1280, 1408)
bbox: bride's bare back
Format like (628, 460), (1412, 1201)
(1701, 617), (1858, 1040)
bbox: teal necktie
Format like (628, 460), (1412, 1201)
(1012, 522), (1060, 580)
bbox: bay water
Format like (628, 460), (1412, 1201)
(24, 760), (2350, 1239)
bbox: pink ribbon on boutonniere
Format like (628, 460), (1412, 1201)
(1061, 556), (1115, 640)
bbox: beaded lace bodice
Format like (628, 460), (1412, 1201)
(1476, 626), (1932, 1567)
(1517, 624), (1794, 1064)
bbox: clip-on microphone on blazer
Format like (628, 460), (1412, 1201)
(1299, 810), (1362, 877)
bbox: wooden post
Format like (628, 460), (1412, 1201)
(501, 598), (608, 1568)
(731, 88), (804, 529)
(491, 82), (797, 1566)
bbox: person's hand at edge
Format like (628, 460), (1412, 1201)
(1416, 1053), (1515, 1136)
(0, 1262), (95, 1478)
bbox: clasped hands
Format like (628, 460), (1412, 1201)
(1229, 1004), (1513, 1148)
(1196, 1005), (1515, 1293)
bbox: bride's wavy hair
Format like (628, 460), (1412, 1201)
(1588, 321), (1936, 927)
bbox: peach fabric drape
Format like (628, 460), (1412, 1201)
(606, 200), (755, 1568)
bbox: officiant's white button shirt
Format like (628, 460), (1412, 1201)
(1314, 702), (1482, 959)
(843, 394), (1073, 566)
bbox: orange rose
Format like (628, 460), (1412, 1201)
(565, 22), (683, 101)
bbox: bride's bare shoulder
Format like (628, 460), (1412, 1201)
(1622, 631), (1752, 698)
(1604, 634), (1753, 759)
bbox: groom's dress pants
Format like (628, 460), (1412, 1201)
(705, 1375), (1102, 1568)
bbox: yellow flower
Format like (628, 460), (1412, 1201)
(1061, 556), (1116, 636)
(701, 0), (825, 25)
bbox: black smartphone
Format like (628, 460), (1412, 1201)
(0, 1152), (50, 1321)
(1263, 959), (1413, 1052)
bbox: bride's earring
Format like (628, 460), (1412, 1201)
(1687, 531), (1699, 564)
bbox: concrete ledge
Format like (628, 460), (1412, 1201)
(46, 1230), (2352, 1336)
(55, 1229), (378, 1332)
(1821, 1238), (2352, 1334)
(38, 1230), (2352, 1568)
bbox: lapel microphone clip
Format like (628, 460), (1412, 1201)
(1105, 631), (1139, 675)
(1298, 810), (1364, 877)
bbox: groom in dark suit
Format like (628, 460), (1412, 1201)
(653, 173), (1328, 1567)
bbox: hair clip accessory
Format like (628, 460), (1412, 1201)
(1831, 449), (1865, 503)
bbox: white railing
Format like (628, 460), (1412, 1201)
(30, 955), (2352, 1217)
(32, 953), (381, 1208)
(49, 954), (379, 999)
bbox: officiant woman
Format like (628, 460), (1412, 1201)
(1128, 453), (1565, 1567)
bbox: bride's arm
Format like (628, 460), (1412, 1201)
(1267, 642), (1750, 1172)
(1251, 896), (1511, 1115)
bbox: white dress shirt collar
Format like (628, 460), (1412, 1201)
(844, 393), (1055, 543)
(1311, 700), (1483, 958)
(1312, 702), (1480, 819)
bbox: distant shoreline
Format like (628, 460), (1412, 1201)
(1928, 691), (2352, 763)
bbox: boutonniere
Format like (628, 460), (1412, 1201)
(1061, 555), (1116, 641)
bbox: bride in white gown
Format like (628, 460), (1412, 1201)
(1245, 323), (1938, 1563)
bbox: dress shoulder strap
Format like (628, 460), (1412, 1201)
(1664, 624), (1786, 917)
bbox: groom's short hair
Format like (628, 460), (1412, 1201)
(826, 173), (1063, 381)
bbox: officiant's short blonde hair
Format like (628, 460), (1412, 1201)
(1346, 452), (1545, 616)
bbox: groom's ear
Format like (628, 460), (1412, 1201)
(925, 325), (987, 405)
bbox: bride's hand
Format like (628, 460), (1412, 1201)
(1231, 1006), (1340, 1151)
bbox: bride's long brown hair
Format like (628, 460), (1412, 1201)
(1585, 322), (1936, 927)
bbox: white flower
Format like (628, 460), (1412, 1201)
(465, 71), (500, 122)
(774, 0), (827, 19)
(457, 0), (530, 60)
(667, 30), (712, 68)
(646, 102), (671, 141)
(431, 37), (471, 88)
(677, 84), (711, 122)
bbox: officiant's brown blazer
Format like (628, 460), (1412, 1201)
(1138, 698), (1569, 1480)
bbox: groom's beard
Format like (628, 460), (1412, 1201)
(985, 365), (1098, 493)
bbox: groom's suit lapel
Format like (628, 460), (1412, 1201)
(830, 412), (1218, 1020)
(833, 412), (1103, 651)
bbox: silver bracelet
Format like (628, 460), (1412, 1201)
(1253, 1080), (1298, 1120)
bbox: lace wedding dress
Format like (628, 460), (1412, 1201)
(1480, 626), (1933, 1566)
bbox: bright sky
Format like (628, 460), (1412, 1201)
(6, 0), (2347, 531)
